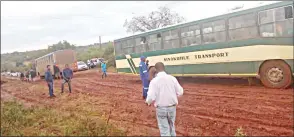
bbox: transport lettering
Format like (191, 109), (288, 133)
(163, 52), (229, 61)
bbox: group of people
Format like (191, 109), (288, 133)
(45, 64), (73, 98)
(20, 69), (36, 82)
(139, 56), (184, 136)
(45, 61), (107, 98)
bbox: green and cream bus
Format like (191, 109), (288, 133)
(114, 1), (293, 89)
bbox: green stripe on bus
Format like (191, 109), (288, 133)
(115, 38), (293, 60)
(117, 59), (293, 75)
(129, 57), (137, 74)
(126, 59), (135, 74)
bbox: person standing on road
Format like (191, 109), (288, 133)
(139, 56), (149, 99)
(53, 63), (61, 79)
(45, 65), (55, 98)
(87, 59), (91, 69)
(101, 61), (107, 79)
(146, 62), (184, 136)
(25, 70), (30, 82)
(28, 70), (32, 82)
(61, 64), (73, 93)
(148, 66), (157, 81)
(20, 72), (25, 81)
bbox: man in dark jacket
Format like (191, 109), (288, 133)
(45, 65), (55, 98)
(61, 64), (73, 93)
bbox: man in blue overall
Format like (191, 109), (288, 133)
(139, 56), (149, 99)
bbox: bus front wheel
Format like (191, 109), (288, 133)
(259, 60), (293, 89)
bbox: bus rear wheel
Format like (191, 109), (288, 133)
(260, 60), (293, 89)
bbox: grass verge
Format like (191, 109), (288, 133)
(1, 100), (125, 136)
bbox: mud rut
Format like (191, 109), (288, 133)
(1, 71), (293, 136)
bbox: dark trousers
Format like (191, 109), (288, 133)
(47, 82), (54, 97)
(61, 79), (72, 93)
(102, 71), (107, 79)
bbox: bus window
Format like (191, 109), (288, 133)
(163, 29), (180, 49)
(275, 19), (293, 37)
(147, 34), (161, 51)
(259, 5), (293, 37)
(122, 39), (134, 54)
(228, 13), (258, 41)
(202, 20), (226, 44)
(134, 37), (147, 53)
(181, 25), (201, 47)
(114, 41), (122, 55)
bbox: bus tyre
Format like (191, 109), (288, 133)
(260, 60), (292, 89)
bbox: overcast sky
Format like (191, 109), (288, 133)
(1, 1), (279, 53)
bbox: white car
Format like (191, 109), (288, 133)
(10, 72), (20, 77)
(77, 61), (88, 71)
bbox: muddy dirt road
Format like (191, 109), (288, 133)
(1, 70), (293, 136)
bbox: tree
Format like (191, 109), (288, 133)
(123, 6), (186, 33)
(48, 40), (76, 52)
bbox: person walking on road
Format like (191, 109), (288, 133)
(45, 65), (55, 98)
(61, 64), (73, 93)
(146, 62), (184, 136)
(101, 61), (107, 79)
(139, 56), (149, 100)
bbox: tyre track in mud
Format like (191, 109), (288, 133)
(69, 78), (165, 135)
(73, 78), (190, 136)
(53, 83), (165, 136)
(71, 74), (293, 136)
(1, 72), (293, 136)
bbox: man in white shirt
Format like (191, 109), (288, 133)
(145, 62), (184, 136)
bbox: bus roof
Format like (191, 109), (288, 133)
(114, 1), (290, 42)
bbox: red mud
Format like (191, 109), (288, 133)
(1, 70), (293, 136)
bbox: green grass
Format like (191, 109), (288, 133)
(1, 100), (126, 136)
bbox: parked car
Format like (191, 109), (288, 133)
(77, 61), (88, 71)
(10, 72), (20, 77)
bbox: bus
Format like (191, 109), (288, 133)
(35, 49), (78, 78)
(113, 1), (293, 89)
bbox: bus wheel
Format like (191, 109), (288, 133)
(260, 60), (292, 89)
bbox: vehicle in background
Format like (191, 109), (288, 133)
(35, 49), (78, 78)
(97, 58), (104, 65)
(77, 61), (88, 71)
(113, 1), (293, 89)
(89, 58), (104, 68)
(10, 72), (20, 77)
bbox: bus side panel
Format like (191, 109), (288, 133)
(182, 63), (230, 75)
(54, 50), (77, 72)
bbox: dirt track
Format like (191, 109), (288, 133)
(1, 70), (293, 136)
